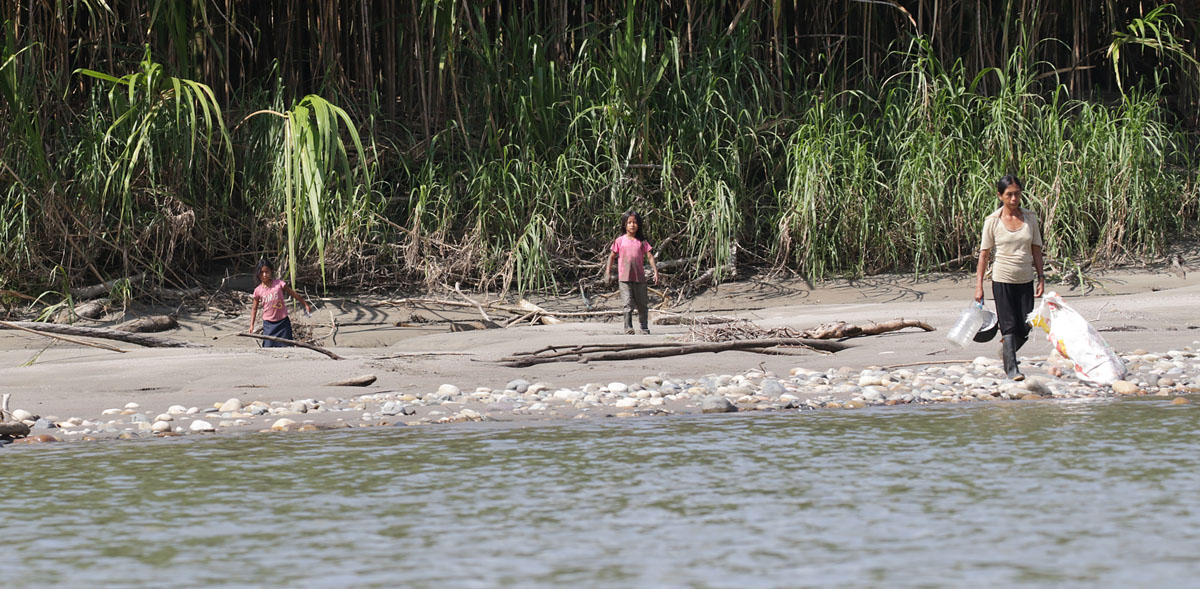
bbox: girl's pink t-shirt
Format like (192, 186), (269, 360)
(254, 279), (289, 322)
(611, 235), (652, 282)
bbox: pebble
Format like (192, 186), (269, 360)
(701, 397), (737, 413)
(271, 418), (297, 430)
(189, 420), (215, 433)
(35, 347), (1199, 442)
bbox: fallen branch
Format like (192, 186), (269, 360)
(379, 296), (624, 320)
(656, 255), (701, 271)
(800, 319), (934, 339)
(453, 282), (494, 324)
(517, 299), (562, 325)
(325, 374), (377, 387)
(115, 314), (179, 333)
(237, 333), (344, 360)
(70, 273), (145, 300)
(0, 321), (205, 348)
(499, 337), (847, 367)
(0, 320), (127, 353)
(654, 314), (739, 326)
(880, 359), (978, 369)
(370, 351), (475, 360)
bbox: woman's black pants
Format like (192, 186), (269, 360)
(992, 280), (1034, 351)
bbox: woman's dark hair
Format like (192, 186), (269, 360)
(619, 210), (648, 243)
(996, 175), (1023, 193)
(254, 258), (275, 278)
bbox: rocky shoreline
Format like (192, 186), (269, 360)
(3, 346), (1193, 446)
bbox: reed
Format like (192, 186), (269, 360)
(1, 2), (1199, 296)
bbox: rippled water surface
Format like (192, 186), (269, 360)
(4, 398), (1199, 587)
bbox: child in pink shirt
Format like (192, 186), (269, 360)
(248, 259), (314, 347)
(605, 211), (659, 334)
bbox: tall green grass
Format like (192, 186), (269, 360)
(1, 4), (1198, 297)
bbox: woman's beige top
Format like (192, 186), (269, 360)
(980, 206), (1042, 284)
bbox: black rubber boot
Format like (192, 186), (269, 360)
(1002, 337), (1025, 381)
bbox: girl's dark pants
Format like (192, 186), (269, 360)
(620, 281), (649, 330)
(261, 317), (294, 347)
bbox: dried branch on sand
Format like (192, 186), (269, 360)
(688, 319), (933, 342)
(237, 333), (344, 360)
(499, 338), (848, 367)
(0, 320), (127, 352)
(0, 321), (205, 348)
(798, 319), (934, 339)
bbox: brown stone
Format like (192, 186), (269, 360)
(1172, 397), (1191, 405)
(13, 434), (60, 444)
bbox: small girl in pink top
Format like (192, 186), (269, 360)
(248, 259), (314, 347)
(605, 211), (659, 334)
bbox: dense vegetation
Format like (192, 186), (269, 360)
(2, 1), (1199, 297)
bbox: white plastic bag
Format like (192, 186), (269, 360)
(1027, 292), (1126, 385)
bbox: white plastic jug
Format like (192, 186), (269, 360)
(946, 302), (986, 348)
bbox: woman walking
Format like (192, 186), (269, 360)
(974, 175), (1045, 381)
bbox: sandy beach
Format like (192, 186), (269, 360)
(2, 262), (1198, 441)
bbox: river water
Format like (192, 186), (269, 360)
(3, 397), (1198, 588)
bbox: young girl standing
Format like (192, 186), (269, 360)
(248, 259), (314, 347)
(605, 211), (659, 334)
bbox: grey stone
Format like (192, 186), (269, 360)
(506, 379), (531, 394)
(701, 396), (738, 414)
(1023, 377), (1053, 396)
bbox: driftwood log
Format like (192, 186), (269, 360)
(325, 374), (377, 386)
(0, 394), (30, 438)
(238, 333), (344, 360)
(70, 273), (145, 300)
(800, 319), (934, 339)
(115, 314), (179, 333)
(0, 320), (127, 352)
(74, 299), (109, 319)
(0, 321), (205, 348)
(499, 338), (848, 367)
